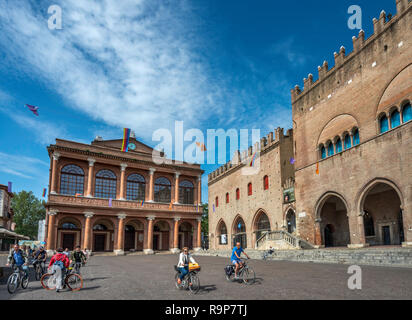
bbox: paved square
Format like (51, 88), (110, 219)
(1, 254), (411, 300)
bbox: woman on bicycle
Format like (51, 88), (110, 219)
(177, 247), (197, 286)
(48, 248), (70, 292)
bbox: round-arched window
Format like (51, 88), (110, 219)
(95, 170), (117, 199)
(179, 180), (194, 204)
(154, 177), (171, 203)
(60, 165), (84, 196)
(127, 174), (145, 201)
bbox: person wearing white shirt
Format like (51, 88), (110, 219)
(177, 247), (197, 286)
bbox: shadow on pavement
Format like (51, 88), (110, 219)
(197, 284), (217, 294)
(84, 277), (110, 282)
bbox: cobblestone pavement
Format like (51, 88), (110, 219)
(0, 254), (411, 300)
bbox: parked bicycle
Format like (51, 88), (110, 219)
(225, 259), (255, 285)
(41, 265), (83, 292)
(33, 259), (46, 281)
(174, 264), (201, 294)
(7, 265), (29, 294)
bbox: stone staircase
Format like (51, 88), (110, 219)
(256, 230), (315, 250)
(198, 247), (412, 268)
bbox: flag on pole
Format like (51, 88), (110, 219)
(109, 198), (113, 207)
(121, 128), (131, 152)
(25, 104), (39, 116)
(141, 200), (144, 207)
(42, 188), (47, 197)
(316, 163), (320, 175)
(249, 152), (257, 167)
(7, 182), (12, 193)
(75, 193), (82, 197)
(196, 142), (207, 152)
(212, 204), (215, 213)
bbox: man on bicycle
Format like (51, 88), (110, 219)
(70, 246), (87, 273)
(33, 246), (47, 273)
(231, 242), (250, 279)
(177, 247), (197, 286)
(6, 244), (29, 278)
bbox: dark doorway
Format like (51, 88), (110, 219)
(324, 225), (334, 248)
(382, 226), (391, 245)
(62, 233), (75, 250)
(178, 234), (183, 249)
(233, 234), (247, 249)
(124, 226), (135, 251)
(94, 234), (106, 252)
(153, 234), (159, 251)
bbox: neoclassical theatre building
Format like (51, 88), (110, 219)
(208, 0), (412, 250)
(208, 128), (295, 250)
(292, 0), (412, 248)
(44, 134), (203, 254)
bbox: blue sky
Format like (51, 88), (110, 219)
(0, 0), (396, 202)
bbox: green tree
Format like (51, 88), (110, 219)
(201, 203), (208, 235)
(11, 191), (46, 239)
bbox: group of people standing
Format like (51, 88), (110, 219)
(6, 244), (88, 293)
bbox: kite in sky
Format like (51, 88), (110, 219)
(25, 104), (39, 116)
(196, 142), (207, 152)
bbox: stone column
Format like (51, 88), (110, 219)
(115, 213), (127, 255)
(197, 175), (202, 205)
(314, 219), (324, 248)
(148, 168), (156, 202)
(174, 172), (180, 204)
(119, 164), (128, 200)
(144, 217), (155, 254)
(46, 210), (58, 254)
(50, 152), (60, 195)
(171, 218), (181, 253)
(194, 218), (202, 252)
(348, 211), (370, 248)
(83, 212), (94, 251)
(402, 203), (412, 247)
(86, 158), (96, 197)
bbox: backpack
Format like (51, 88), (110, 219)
(53, 256), (66, 269)
(225, 265), (233, 276)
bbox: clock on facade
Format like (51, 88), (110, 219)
(128, 143), (136, 151)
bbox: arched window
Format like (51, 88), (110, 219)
(60, 223), (78, 230)
(236, 188), (240, 200)
(93, 224), (108, 231)
(353, 129), (360, 145)
(235, 218), (246, 233)
(126, 174), (145, 201)
(286, 210), (296, 234)
(263, 176), (269, 190)
(335, 138), (342, 153)
(60, 165), (84, 196)
(215, 196), (219, 207)
(402, 103), (412, 123)
(320, 146), (327, 159)
(226, 192), (229, 204)
(248, 183), (253, 196)
(327, 142), (334, 157)
(233, 217), (247, 248)
(380, 115), (389, 133)
(95, 170), (117, 199)
(154, 177), (171, 203)
(390, 110), (401, 129)
(364, 211), (375, 237)
(179, 180), (194, 204)
(256, 213), (271, 240)
(219, 222), (228, 245)
(344, 134), (352, 150)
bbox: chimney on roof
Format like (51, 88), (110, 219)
(94, 136), (103, 141)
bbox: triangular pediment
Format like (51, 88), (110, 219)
(91, 137), (154, 155)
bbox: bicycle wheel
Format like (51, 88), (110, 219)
(35, 265), (41, 281)
(21, 274), (29, 289)
(41, 273), (57, 290)
(174, 273), (184, 290)
(241, 267), (255, 285)
(188, 273), (200, 294)
(225, 268), (236, 282)
(66, 273), (83, 291)
(7, 273), (19, 294)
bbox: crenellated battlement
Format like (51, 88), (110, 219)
(291, 0), (411, 111)
(208, 128), (293, 184)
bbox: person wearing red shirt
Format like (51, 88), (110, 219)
(48, 248), (70, 292)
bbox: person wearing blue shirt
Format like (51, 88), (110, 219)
(231, 242), (250, 279)
(6, 244), (29, 278)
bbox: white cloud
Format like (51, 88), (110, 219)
(0, 0), (233, 141)
(0, 152), (49, 180)
(269, 38), (307, 66)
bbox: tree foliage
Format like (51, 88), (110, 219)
(201, 203), (208, 234)
(11, 191), (46, 239)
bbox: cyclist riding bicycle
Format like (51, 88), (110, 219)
(48, 248), (70, 292)
(33, 246), (47, 272)
(6, 244), (29, 278)
(231, 242), (250, 280)
(177, 247), (197, 286)
(70, 246), (87, 272)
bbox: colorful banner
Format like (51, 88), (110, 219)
(42, 188), (47, 197)
(121, 128), (131, 152)
(7, 182), (12, 193)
